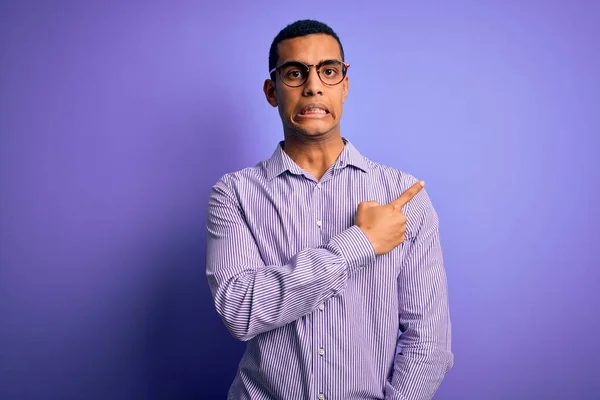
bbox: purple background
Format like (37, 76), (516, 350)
(1, 1), (599, 399)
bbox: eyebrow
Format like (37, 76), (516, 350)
(277, 58), (340, 67)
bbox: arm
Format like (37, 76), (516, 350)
(205, 177), (376, 341)
(385, 188), (454, 400)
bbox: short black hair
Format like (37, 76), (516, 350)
(268, 19), (345, 79)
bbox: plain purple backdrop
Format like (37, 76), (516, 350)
(1, 1), (599, 399)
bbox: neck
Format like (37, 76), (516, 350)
(282, 132), (345, 180)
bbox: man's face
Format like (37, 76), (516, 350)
(264, 34), (349, 138)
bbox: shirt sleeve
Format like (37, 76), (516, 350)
(385, 187), (454, 400)
(205, 177), (376, 341)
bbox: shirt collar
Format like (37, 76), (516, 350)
(265, 138), (370, 181)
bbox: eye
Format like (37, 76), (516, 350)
(286, 69), (304, 79)
(323, 68), (338, 77)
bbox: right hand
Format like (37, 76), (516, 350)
(355, 181), (425, 255)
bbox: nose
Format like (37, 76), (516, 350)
(302, 66), (323, 96)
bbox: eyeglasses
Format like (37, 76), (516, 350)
(269, 59), (350, 88)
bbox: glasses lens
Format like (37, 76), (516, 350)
(279, 62), (308, 87)
(318, 61), (345, 85)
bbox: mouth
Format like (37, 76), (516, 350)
(297, 105), (330, 119)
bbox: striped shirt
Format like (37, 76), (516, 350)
(206, 139), (453, 400)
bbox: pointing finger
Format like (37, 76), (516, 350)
(387, 181), (425, 209)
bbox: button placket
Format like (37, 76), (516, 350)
(313, 179), (328, 400)
(316, 291), (328, 400)
(315, 182), (324, 229)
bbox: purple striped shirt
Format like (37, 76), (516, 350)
(206, 139), (453, 400)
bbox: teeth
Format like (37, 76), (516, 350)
(303, 108), (326, 114)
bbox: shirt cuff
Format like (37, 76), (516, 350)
(329, 225), (376, 275)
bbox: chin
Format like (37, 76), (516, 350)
(296, 127), (332, 138)
(293, 120), (336, 137)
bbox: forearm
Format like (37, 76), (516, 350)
(206, 178), (376, 340)
(207, 225), (374, 341)
(386, 271), (453, 399)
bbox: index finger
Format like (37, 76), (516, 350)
(387, 181), (425, 209)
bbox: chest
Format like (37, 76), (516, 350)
(241, 173), (407, 272)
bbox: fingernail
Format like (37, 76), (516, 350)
(420, 180), (426, 187)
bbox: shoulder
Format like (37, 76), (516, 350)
(209, 160), (270, 201)
(363, 157), (424, 202)
(365, 158), (421, 192)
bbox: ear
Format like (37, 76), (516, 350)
(342, 75), (349, 103)
(263, 79), (278, 107)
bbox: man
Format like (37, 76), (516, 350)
(206, 19), (453, 400)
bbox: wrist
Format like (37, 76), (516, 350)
(328, 225), (376, 274)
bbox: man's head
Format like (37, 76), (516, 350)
(264, 20), (349, 140)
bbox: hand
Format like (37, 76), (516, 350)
(355, 181), (425, 256)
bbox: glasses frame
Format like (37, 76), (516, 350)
(269, 59), (350, 88)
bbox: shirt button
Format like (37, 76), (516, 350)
(318, 393), (325, 400)
(316, 220), (322, 227)
(316, 183), (322, 189)
(318, 303), (325, 311)
(318, 347), (325, 356)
